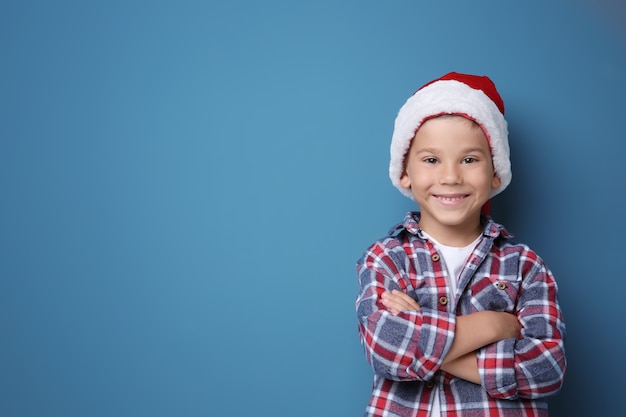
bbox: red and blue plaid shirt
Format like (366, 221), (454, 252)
(355, 213), (566, 417)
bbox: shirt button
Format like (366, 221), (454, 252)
(425, 381), (435, 389)
(439, 296), (448, 306)
(431, 254), (440, 262)
(497, 281), (507, 290)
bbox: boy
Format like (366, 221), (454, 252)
(355, 72), (566, 416)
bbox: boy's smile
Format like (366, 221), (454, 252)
(399, 115), (501, 246)
(433, 193), (470, 205)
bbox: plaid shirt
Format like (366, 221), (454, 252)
(355, 213), (566, 417)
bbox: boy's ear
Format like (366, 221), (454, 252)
(491, 173), (502, 190)
(399, 171), (411, 189)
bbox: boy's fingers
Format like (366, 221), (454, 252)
(381, 290), (421, 311)
(389, 290), (421, 309)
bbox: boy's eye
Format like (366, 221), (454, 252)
(424, 157), (438, 164)
(462, 157), (477, 164)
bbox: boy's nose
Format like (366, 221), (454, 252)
(439, 164), (461, 185)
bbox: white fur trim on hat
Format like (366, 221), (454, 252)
(389, 77), (511, 200)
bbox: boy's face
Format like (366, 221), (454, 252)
(400, 116), (501, 244)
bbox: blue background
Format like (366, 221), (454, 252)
(2, 1), (625, 416)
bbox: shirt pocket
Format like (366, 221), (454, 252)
(469, 273), (521, 313)
(408, 277), (447, 311)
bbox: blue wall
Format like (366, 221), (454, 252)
(1, 1), (625, 416)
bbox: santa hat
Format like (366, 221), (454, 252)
(389, 72), (511, 201)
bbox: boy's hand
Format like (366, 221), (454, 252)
(491, 311), (522, 340)
(380, 291), (521, 338)
(443, 311), (522, 367)
(381, 290), (420, 315)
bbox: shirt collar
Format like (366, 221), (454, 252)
(388, 211), (513, 240)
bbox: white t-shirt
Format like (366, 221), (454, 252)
(422, 232), (481, 416)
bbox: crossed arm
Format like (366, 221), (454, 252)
(380, 290), (521, 384)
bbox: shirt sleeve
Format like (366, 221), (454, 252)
(477, 249), (567, 399)
(356, 241), (457, 382)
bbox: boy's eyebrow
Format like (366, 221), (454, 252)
(413, 146), (490, 154)
(460, 146), (491, 154)
(413, 147), (440, 154)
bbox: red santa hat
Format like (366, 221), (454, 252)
(389, 72), (511, 201)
